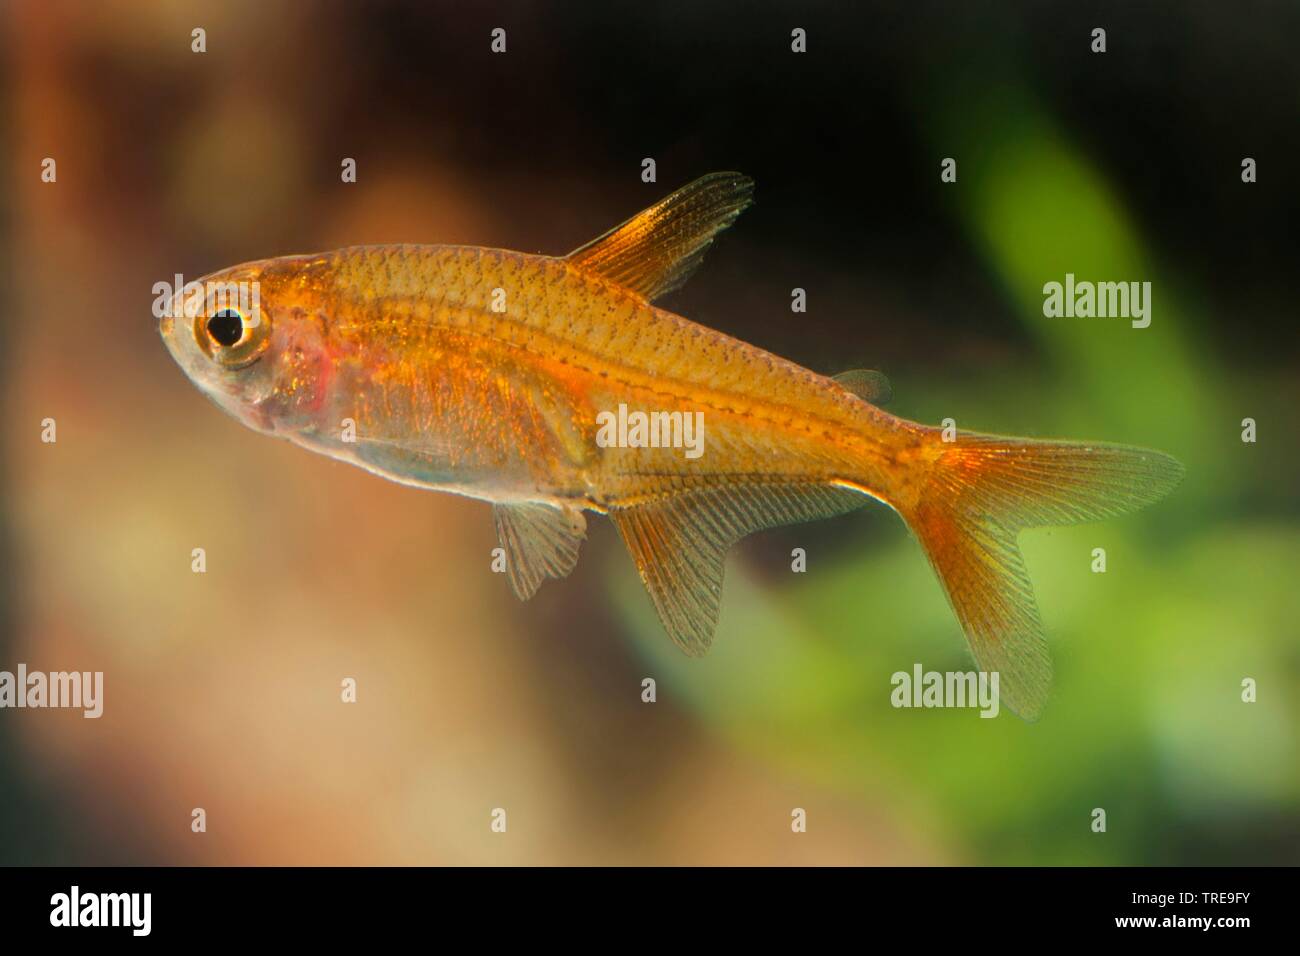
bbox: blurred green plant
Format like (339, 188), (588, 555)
(607, 87), (1300, 865)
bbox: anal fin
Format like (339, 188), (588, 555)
(493, 502), (588, 600)
(610, 482), (866, 655)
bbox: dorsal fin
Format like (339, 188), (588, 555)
(832, 369), (893, 406)
(564, 172), (755, 302)
(493, 502), (587, 600)
(610, 482), (866, 654)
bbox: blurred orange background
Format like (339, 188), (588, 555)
(3, 0), (1296, 865)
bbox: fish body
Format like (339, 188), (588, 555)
(172, 244), (918, 506)
(161, 173), (1182, 718)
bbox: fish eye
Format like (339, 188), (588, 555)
(194, 302), (271, 368)
(207, 310), (245, 347)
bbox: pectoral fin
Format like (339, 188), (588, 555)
(494, 502), (588, 600)
(610, 482), (866, 654)
(565, 172), (755, 302)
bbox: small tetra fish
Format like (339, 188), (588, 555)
(160, 172), (1183, 718)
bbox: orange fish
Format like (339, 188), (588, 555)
(160, 172), (1183, 718)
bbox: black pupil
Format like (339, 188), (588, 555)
(207, 310), (244, 347)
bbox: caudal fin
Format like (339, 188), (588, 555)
(903, 433), (1184, 720)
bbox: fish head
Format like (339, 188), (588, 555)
(159, 257), (333, 434)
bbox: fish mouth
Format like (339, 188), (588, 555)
(159, 314), (174, 337)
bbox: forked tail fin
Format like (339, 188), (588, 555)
(902, 433), (1184, 720)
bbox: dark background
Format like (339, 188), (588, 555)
(2, 0), (1297, 865)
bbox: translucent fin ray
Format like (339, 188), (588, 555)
(907, 434), (1184, 719)
(611, 482), (866, 654)
(565, 172), (755, 302)
(493, 502), (588, 600)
